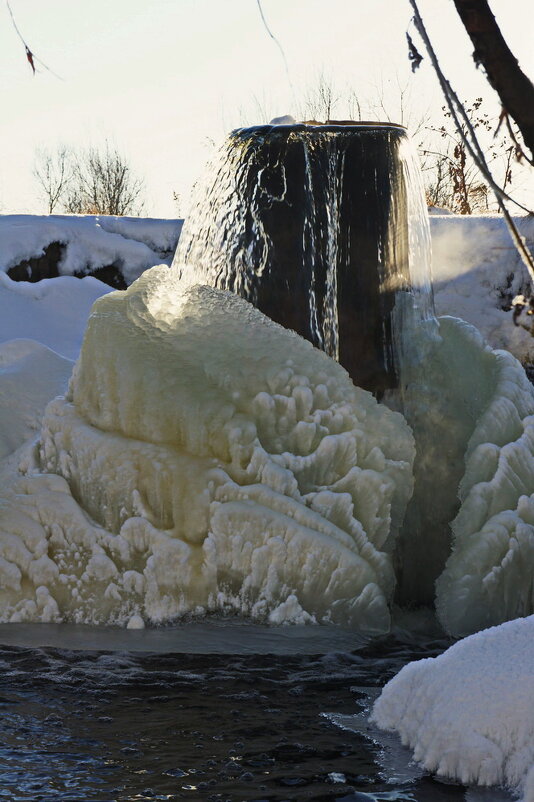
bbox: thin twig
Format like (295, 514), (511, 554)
(256, 0), (294, 101)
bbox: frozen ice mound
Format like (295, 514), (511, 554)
(371, 615), (534, 800)
(435, 319), (534, 636)
(0, 266), (415, 629)
(395, 313), (534, 636)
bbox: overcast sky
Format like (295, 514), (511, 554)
(1, 0), (532, 217)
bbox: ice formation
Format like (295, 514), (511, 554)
(435, 322), (534, 636)
(396, 314), (534, 634)
(371, 615), (534, 801)
(0, 266), (415, 629)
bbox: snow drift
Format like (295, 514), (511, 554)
(0, 339), (73, 460)
(0, 266), (415, 629)
(0, 271), (110, 360)
(371, 615), (534, 800)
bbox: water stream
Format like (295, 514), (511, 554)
(0, 619), (513, 802)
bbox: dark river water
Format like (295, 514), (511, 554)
(0, 619), (513, 802)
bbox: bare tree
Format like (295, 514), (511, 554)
(299, 71), (341, 122)
(33, 145), (72, 213)
(369, 75), (430, 136)
(347, 88), (362, 122)
(64, 143), (145, 216)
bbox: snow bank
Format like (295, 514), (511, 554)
(0, 271), (110, 360)
(431, 214), (534, 365)
(371, 615), (534, 801)
(0, 266), (414, 629)
(0, 215), (183, 286)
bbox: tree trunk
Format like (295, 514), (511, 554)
(453, 0), (534, 161)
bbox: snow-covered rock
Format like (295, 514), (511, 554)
(0, 215), (183, 286)
(371, 615), (534, 801)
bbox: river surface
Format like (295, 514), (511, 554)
(0, 619), (513, 802)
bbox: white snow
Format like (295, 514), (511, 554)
(0, 339), (73, 459)
(0, 271), (110, 462)
(371, 615), (534, 801)
(0, 271), (110, 360)
(269, 115), (297, 125)
(0, 266), (414, 629)
(0, 215), (183, 286)
(431, 214), (534, 365)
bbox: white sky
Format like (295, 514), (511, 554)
(0, 0), (532, 217)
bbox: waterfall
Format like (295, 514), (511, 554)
(172, 122), (434, 396)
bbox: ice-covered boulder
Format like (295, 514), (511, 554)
(371, 615), (534, 801)
(0, 266), (414, 629)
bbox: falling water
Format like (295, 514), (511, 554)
(173, 122), (434, 396)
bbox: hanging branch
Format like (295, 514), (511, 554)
(407, 0), (534, 289)
(6, 0), (62, 79)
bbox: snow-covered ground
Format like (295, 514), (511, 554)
(431, 213), (534, 365)
(371, 615), (534, 801)
(0, 272), (110, 360)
